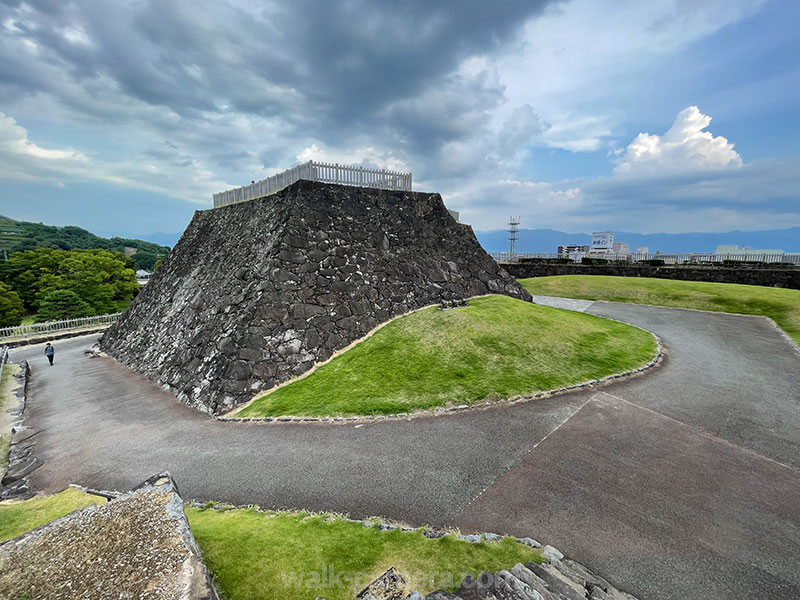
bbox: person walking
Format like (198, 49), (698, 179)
(44, 342), (55, 366)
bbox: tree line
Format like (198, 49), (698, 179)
(0, 248), (139, 327)
(0, 216), (170, 271)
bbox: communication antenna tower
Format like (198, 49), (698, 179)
(508, 216), (521, 259)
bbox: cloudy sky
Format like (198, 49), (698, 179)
(1, 0), (798, 236)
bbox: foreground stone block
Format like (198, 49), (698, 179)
(101, 180), (531, 414)
(362, 555), (642, 600)
(0, 472), (217, 600)
(357, 567), (410, 600)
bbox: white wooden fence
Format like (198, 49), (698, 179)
(491, 251), (800, 265)
(213, 161), (412, 208)
(0, 313), (121, 342)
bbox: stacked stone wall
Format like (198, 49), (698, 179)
(101, 180), (530, 414)
(504, 262), (800, 289)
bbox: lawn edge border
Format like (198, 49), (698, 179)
(182, 499), (550, 557)
(216, 328), (664, 425)
(1, 360), (41, 500)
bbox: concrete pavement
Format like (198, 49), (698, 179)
(10, 301), (800, 599)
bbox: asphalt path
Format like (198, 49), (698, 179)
(10, 302), (800, 600)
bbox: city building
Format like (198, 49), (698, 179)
(556, 232), (636, 260)
(635, 246), (649, 255)
(557, 244), (590, 261)
(557, 244), (590, 256)
(612, 242), (630, 255)
(591, 231), (614, 251)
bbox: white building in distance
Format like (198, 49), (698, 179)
(591, 231), (614, 251)
(557, 232), (635, 259)
(558, 244), (590, 255)
(558, 244), (590, 261)
(612, 242), (630, 255)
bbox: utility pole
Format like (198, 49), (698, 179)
(508, 216), (520, 260)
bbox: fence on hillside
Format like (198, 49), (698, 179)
(491, 251), (800, 265)
(0, 313), (121, 342)
(212, 161), (413, 208)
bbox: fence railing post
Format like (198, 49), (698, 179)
(0, 312), (122, 342)
(211, 161), (413, 207)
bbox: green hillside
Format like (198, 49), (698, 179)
(239, 295), (656, 418)
(0, 216), (170, 271)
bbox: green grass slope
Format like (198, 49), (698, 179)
(0, 488), (105, 543)
(187, 506), (542, 600)
(0, 490), (543, 600)
(239, 295), (656, 418)
(519, 275), (800, 345)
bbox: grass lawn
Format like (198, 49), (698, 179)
(0, 488), (105, 543)
(239, 294), (656, 418)
(0, 492), (543, 600)
(187, 506), (543, 600)
(520, 275), (800, 345)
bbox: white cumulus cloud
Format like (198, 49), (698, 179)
(614, 106), (743, 176)
(497, 104), (550, 156)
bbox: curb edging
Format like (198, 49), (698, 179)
(1, 361), (41, 500)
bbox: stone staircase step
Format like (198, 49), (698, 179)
(497, 569), (549, 599)
(509, 564), (559, 600)
(524, 562), (588, 600)
(457, 573), (500, 600)
(550, 560), (636, 600)
(551, 560), (608, 594)
(425, 591), (464, 600)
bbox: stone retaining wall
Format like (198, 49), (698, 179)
(101, 180), (530, 414)
(504, 262), (800, 289)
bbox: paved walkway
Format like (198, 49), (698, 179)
(530, 294), (596, 312)
(10, 301), (800, 600)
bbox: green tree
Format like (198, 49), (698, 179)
(36, 290), (93, 322)
(0, 282), (25, 327)
(130, 249), (158, 270)
(1, 248), (138, 314)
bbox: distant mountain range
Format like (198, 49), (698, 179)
(474, 227), (800, 254)
(109, 231), (183, 248)
(0, 216), (170, 270)
(97, 225), (800, 255)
